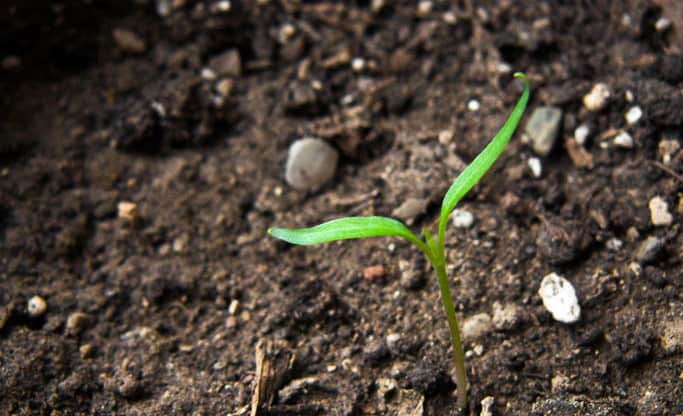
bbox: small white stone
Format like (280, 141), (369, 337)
(606, 238), (623, 251)
(528, 157), (542, 178)
(574, 124), (590, 145)
(621, 13), (633, 27)
(416, 1), (433, 17)
(649, 196), (673, 226)
(214, 0), (231, 12)
(451, 209), (474, 228)
(538, 273), (581, 324)
(117, 201), (137, 222)
(351, 57), (366, 72)
(228, 299), (240, 315)
(278, 23), (297, 43)
(438, 129), (454, 145)
(370, 0), (385, 13)
(462, 313), (492, 340)
(613, 131), (634, 148)
(583, 83), (611, 111)
(480, 396), (495, 416)
(625, 106), (643, 125)
(497, 62), (512, 74)
(467, 99), (480, 112)
(655, 17), (671, 32)
(200, 67), (217, 80)
(386, 333), (401, 349)
(658, 139), (680, 164)
(28, 296), (47, 317)
(625, 90), (635, 103)
(443, 11), (457, 24)
(285, 137), (339, 190)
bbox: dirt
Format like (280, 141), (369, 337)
(1, 1), (682, 415)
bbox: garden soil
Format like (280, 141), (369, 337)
(1, 1), (682, 415)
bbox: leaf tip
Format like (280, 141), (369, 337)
(513, 72), (529, 88)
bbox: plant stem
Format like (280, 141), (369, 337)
(432, 253), (468, 409)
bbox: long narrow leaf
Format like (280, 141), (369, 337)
(439, 72), (530, 228)
(269, 216), (426, 251)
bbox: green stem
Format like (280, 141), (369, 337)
(432, 250), (467, 409)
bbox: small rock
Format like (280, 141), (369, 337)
(461, 313), (492, 340)
(66, 312), (89, 336)
(386, 333), (401, 350)
(443, 11), (457, 25)
(538, 273), (581, 324)
(376, 377), (398, 399)
(634, 236), (665, 264)
(528, 157), (542, 177)
(525, 106), (563, 156)
(492, 301), (523, 331)
(480, 396), (495, 416)
(655, 17), (671, 31)
(215, 78), (233, 97)
(658, 139), (680, 164)
(416, 1), (433, 17)
(285, 138), (339, 190)
(112, 28), (146, 54)
(649, 196), (673, 226)
(438, 129), (454, 145)
(278, 23), (297, 43)
(583, 83), (611, 111)
(27, 296), (47, 317)
(550, 373), (571, 394)
(574, 124), (590, 145)
(565, 137), (594, 169)
(606, 237), (623, 251)
(117, 201), (137, 223)
(399, 259), (423, 290)
(79, 344), (93, 359)
(625, 106), (643, 125)
(208, 49), (242, 77)
(363, 265), (385, 281)
(351, 57), (366, 72)
(392, 198), (429, 225)
(467, 99), (480, 112)
(660, 317), (683, 353)
(451, 209), (474, 228)
(228, 299), (240, 315)
(613, 131), (634, 148)
(371, 0), (385, 12)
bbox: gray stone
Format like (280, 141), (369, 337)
(208, 49), (242, 77)
(492, 301), (523, 331)
(112, 28), (146, 54)
(285, 138), (339, 190)
(525, 106), (563, 156)
(461, 313), (492, 341)
(392, 198), (428, 225)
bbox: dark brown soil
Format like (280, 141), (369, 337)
(1, 1), (682, 415)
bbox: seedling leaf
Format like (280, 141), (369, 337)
(269, 216), (425, 250)
(439, 72), (530, 230)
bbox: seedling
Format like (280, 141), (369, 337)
(268, 73), (529, 409)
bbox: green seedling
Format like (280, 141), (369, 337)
(268, 73), (530, 409)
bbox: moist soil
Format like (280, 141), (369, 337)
(1, 1), (682, 415)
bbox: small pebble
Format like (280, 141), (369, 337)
(462, 313), (492, 340)
(492, 301), (523, 331)
(66, 312), (88, 336)
(625, 90), (635, 103)
(551, 374), (571, 394)
(467, 99), (480, 112)
(416, 1), (433, 17)
(660, 317), (683, 353)
(538, 273), (581, 324)
(451, 209), (474, 228)
(79, 343), (93, 359)
(285, 137), (339, 190)
(386, 333), (401, 349)
(371, 0), (385, 13)
(392, 197), (428, 225)
(528, 157), (542, 178)
(351, 57), (366, 72)
(438, 129), (454, 145)
(228, 299), (240, 315)
(112, 28), (146, 54)
(634, 236), (665, 264)
(583, 83), (611, 111)
(625, 106), (643, 125)
(363, 265), (385, 281)
(525, 106), (562, 156)
(215, 78), (233, 97)
(278, 23), (297, 43)
(443, 11), (457, 25)
(613, 131), (634, 148)
(655, 17), (671, 32)
(211, 0), (231, 12)
(399, 259), (423, 290)
(649, 196), (673, 226)
(117, 201), (137, 223)
(208, 49), (241, 77)
(658, 139), (680, 164)
(606, 238), (623, 251)
(480, 396), (495, 416)
(574, 124), (590, 145)
(28, 296), (47, 317)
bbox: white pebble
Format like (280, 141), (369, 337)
(278, 23), (296, 43)
(655, 17), (671, 32)
(574, 124), (590, 145)
(583, 83), (610, 111)
(462, 313), (492, 340)
(467, 99), (480, 112)
(538, 273), (581, 324)
(386, 333), (401, 349)
(438, 129), (454, 145)
(451, 209), (474, 228)
(117, 201), (137, 222)
(285, 137), (339, 190)
(200, 67), (217, 80)
(606, 238), (623, 251)
(528, 157), (542, 178)
(480, 396), (495, 416)
(625, 106), (643, 125)
(625, 90), (635, 103)
(416, 1), (433, 17)
(443, 11), (457, 25)
(613, 131), (634, 148)
(649, 196), (673, 226)
(28, 296), (47, 317)
(351, 57), (366, 72)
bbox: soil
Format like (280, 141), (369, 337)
(1, 1), (682, 415)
